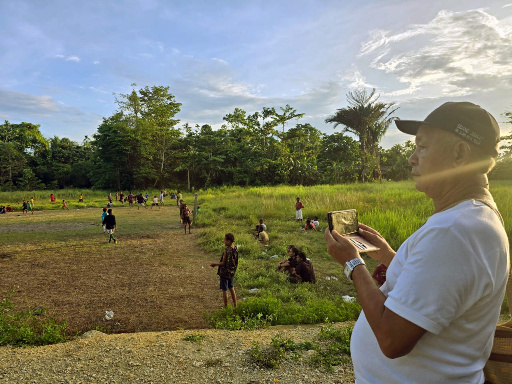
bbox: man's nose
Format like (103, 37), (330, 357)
(408, 151), (418, 166)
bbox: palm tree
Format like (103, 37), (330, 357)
(272, 104), (305, 134)
(325, 89), (398, 181)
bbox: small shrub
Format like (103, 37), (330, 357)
(309, 325), (353, 372)
(249, 341), (285, 369)
(184, 333), (206, 343)
(0, 293), (67, 346)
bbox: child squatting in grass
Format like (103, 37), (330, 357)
(210, 233), (238, 307)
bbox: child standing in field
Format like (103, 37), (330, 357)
(101, 207), (108, 234)
(295, 197), (304, 222)
(62, 200), (69, 210)
(103, 208), (117, 244)
(210, 233), (238, 307)
(182, 204), (191, 234)
(22, 200), (28, 214)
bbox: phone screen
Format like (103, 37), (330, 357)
(328, 210), (358, 235)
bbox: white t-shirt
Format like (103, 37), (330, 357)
(351, 200), (509, 384)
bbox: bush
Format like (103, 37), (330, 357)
(0, 293), (67, 346)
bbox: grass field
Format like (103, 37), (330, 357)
(0, 181), (510, 342)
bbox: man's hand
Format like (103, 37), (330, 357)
(358, 224), (396, 266)
(210, 263), (216, 268)
(324, 228), (360, 265)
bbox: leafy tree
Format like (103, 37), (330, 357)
(114, 85), (182, 188)
(380, 141), (415, 181)
(325, 89), (398, 182)
(90, 113), (135, 190)
(271, 104), (305, 134)
(317, 133), (360, 184)
(0, 142), (25, 191)
(282, 123), (322, 185)
(0, 120), (47, 190)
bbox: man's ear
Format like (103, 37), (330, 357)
(453, 141), (471, 166)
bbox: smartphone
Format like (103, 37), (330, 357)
(327, 209), (379, 252)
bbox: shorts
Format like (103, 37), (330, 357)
(295, 209), (303, 220)
(107, 228), (115, 235)
(219, 276), (234, 291)
(183, 216), (191, 224)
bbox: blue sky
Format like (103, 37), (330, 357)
(1, 0), (512, 148)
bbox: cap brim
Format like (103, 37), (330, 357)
(394, 120), (425, 135)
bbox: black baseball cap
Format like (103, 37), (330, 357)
(395, 102), (500, 157)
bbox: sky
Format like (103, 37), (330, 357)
(1, 0), (512, 148)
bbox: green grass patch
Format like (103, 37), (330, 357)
(0, 291), (67, 346)
(249, 326), (353, 371)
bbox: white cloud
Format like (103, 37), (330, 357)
(359, 9), (512, 100)
(55, 55), (81, 62)
(212, 58), (229, 65)
(93, 60), (100, 65)
(0, 90), (61, 114)
(342, 66), (376, 89)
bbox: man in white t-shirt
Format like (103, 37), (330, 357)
(325, 102), (510, 383)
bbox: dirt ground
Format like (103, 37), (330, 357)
(0, 205), (223, 334)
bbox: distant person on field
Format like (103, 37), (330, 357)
(103, 208), (117, 244)
(79, 193), (83, 202)
(159, 190), (165, 206)
(115, 192), (118, 201)
(27, 200), (34, 215)
(119, 192), (124, 204)
(372, 263), (388, 287)
(101, 207), (108, 234)
(324, 102), (509, 382)
(30, 197), (34, 207)
(176, 190), (182, 206)
(312, 216), (320, 227)
(253, 219), (267, 238)
(62, 199), (69, 210)
(22, 200), (28, 214)
(50, 193), (56, 203)
(128, 192), (134, 207)
(6, 205), (13, 212)
(179, 199), (185, 223)
(295, 197), (304, 222)
(277, 245), (299, 273)
(108, 192), (112, 202)
(210, 233), (238, 307)
(290, 251), (316, 284)
(136, 194), (146, 210)
(304, 218), (316, 230)
(0, 205), (5, 214)
(256, 225), (269, 245)
(182, 204), (192, 234)
(196, 205), (202, 214)
(106, 200), (113, 208)
(151, 196), (160, 208)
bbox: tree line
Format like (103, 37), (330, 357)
(1, 85), (511, 191)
